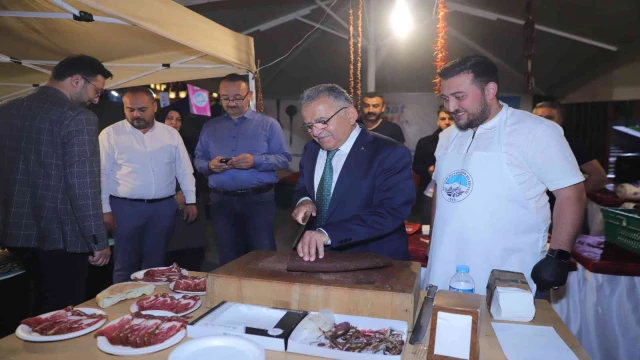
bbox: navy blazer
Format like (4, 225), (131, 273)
(294, 128), (415, 261)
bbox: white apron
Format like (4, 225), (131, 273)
(425, 106), (548, 295)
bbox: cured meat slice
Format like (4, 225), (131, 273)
(286, 251), (393, 273)
(135, 294), (198, 314)
(21, 307), (72, 327)
(21, 306), (106, 336)
(172, 296), (199, 314)
(97, 312), (187, 348)
(95, 314), (133, 341)
(149, 320), (185, 345)
(174, 276), (206, 292)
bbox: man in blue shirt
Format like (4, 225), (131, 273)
(195, 73), (292, 266)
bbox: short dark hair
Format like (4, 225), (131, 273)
(122, 87), (156, 102)
(220, 73), (249, 87)
(437, 105), (451, 116)
(438, 55), (499, 90)
(362, 92), (384, 103)
(534, 101), (564, 120)
(50, 55), (113, 82)
(164, 108), (184, 121)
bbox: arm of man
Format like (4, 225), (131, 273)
(293, 142), (313, 203)
(194, 125), (213, 175)
(393, 123), (406, 144)
(580, 160), (608, 192)
(321, 146), (415, 245)
(412, 138), (430, 180)
(549, 183), (586, 251)
(252, 120), (293, 172)
(63, 111), (109, 254)
(175, 134), (198, 222)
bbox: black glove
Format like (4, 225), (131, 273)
(531, 249), (570, 291)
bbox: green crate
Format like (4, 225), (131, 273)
(602, 208), (640, 255)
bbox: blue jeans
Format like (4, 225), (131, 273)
(110, 197), (177, 283)
(210, 190), (276, 266)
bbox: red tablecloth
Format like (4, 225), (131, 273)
(571, 235), (640, 276)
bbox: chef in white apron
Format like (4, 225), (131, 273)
(425, 55), (586, 295)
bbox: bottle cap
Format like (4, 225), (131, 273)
(456, 265), (469, 273)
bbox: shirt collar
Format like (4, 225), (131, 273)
(477, 100), (508, 131)
(335, 125), (361, 155)
(123, 119), (157, 133)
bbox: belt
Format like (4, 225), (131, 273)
(110, 195), (173, 203)
(211, 184), (274, 196)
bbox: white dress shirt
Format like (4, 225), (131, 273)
(99, 120), (196, 213)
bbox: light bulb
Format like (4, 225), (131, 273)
(160, 84), (167, 91)
(178, 90), (187, 99)
(391, 0), (413, 38)
(211, 92), (219, 99)
(169, 91), (176, 99)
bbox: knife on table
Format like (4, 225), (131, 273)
(291, 210), (312, 250)
(409, 284), (438, 345)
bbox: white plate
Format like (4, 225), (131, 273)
(130, 266), (188, 285)
(96, 314), (186, 356)
(168, 335), (265, 360)
(169, 280), (206, 295)
(16, 308), (107, 342)
(130, 294), (202, 316)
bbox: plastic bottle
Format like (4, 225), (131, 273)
(449, 265), (475, 293)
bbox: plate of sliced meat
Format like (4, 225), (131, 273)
(169, 275), (206, 295)
(130, 293), (202, 316)
(130, 263), (188, 284)
(16, 306), (107, 342)
(95, 311), (187, 356)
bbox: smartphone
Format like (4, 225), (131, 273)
(220, 158), (232, 164)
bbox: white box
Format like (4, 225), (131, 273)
(188, 302), (307, 352)
(287, 313), (408, 360)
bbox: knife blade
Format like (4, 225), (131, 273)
(291, 210), (312, 250)
(408, 284), (438, 345)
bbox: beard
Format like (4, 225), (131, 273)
(453, 97), (491, 131)
(130, 117), (152, 129)
(364, 112), (382, 122)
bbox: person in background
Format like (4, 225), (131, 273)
(162, 108), (208, 270)
(100, 88), (197, 283)
(425, 55), (586, 295)
(360, 93), (405, 144)
(292, 84), (415, 262)
(532, 101), (608, 195)
(412, 106), (454, 224)
(194, 73), (292, 266)
(0, 55), (112, 314)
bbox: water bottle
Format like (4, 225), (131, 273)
(449, 265), (475, 293)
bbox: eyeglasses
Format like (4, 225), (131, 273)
(81, 76), (103, 98)
(220, 91), (250, 103)
(301, 106), (348, 132)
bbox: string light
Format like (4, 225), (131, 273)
(349, 8), (354, 101)
(178, 90), (187, 99)
(169, 91), (176, 99)
(391, 0), (413, 38)
(356, 0), (362, 111)
(211, 92), (218, 99)
(433, 0), (448, 94)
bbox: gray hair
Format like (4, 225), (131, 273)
(299, 84), (353, 108)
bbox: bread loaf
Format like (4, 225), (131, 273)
(96, 282), (155, 308)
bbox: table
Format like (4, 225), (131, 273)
(0, 272), (589, 360)
(551, 235), (640, 360)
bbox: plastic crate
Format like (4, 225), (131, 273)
(602, 208), (640, 255)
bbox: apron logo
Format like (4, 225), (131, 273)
(442, 169), (473, 202)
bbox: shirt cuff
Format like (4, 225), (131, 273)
(317, 228), (331, 245)
(297, 197), (312, 206)
(102, 200), (111, 213)
(252, 153), (264, 169)
(183, 190), (196, 204)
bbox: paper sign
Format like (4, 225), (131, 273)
(187, 84), (211, 116)
(159, 92), (170, 108)
(492, 322), (578, 360)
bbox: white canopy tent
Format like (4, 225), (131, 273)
(0, 0), (256, 102)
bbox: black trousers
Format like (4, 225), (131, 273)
(8, 248), (90, 315)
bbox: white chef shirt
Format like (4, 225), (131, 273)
(433, 103), (584, 223)
(99, 120), (196, 213)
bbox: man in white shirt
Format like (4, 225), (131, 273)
(425, 55), (586, 295)
(99, 87), (197, 283)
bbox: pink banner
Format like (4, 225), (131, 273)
(187, 84), (211, 117)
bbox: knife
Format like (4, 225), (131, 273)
(291, 210), (312, 250)
(408, 284), (438, 345)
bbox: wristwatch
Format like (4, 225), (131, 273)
(547, 248), (571, 261)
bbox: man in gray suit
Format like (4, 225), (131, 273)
(0, 55), (113, 314)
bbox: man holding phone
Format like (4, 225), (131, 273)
(194, 73), (292, 266)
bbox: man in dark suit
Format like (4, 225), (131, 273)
(0, 55), (112, 314)
(292, 84), (415, 262)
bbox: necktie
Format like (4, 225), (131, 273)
(315, 149), (339, 227)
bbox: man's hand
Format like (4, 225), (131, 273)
(296, 230), (329, 261)
(531, 254), (569, 291)
(228, 153), (254, 169)
(428, 165), (435, 176)
(209, 156), (231, 173)
(89, 247), (111, 266)
(103, 212), (117, 233)
(182, 204), (198, 223)
(175, 191), (186, 209)
(292, 200), (316, 224)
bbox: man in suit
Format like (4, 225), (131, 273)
(292, 84), (415, 262)
(0, 55), (112, 314)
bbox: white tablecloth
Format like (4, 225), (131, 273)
(551, 263), (640, 360)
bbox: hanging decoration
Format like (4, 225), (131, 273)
(254, 60), (264, 113)
(524, 0), (535, 92)
(356, 0), (363, 111)
(433, 0), (448, 94)
(349, 8), (355, 102)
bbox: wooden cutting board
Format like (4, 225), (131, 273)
(206, 251), (421, 325)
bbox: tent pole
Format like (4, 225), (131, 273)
(105, 54), (207, 89)
(249, 73), (257, 111)
(366, 0), (376, 92)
